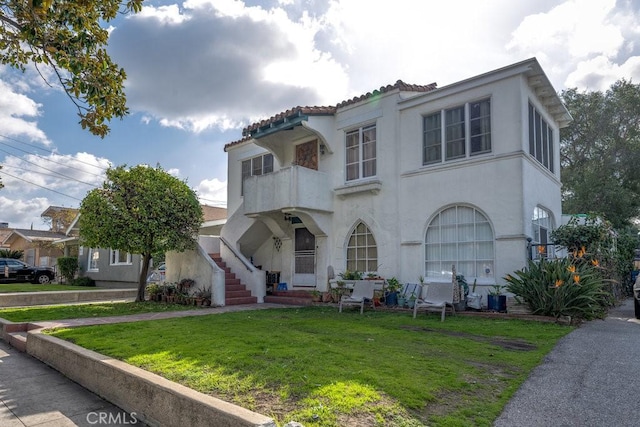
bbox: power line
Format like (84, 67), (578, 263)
(0, 169), (83, 201)
(0, 148), (101, 187)
(0, 134), (109, 172)
(0, 164), (97, 186)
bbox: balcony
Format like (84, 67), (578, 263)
(244, 166), (333, 215)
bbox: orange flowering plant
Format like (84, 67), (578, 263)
(504, 257), (609, 321)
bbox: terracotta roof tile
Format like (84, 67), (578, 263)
(224, 80), (437, 151)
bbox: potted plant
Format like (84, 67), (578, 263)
(311, 290), (322, 302)
(407, 294), (417, 309)
(385, 277), (401, 306)
(145, 283), (161, 301)
(487, 284), (507, 312)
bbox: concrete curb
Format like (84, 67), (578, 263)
(26, 331), (276, 427)
(0, 288), (138, 307)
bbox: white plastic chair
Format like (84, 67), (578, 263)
(413, 282), (455, 321)
(339, 281), (375, 314)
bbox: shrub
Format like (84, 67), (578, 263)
(504, 257), (610, 321)
(0, 249), (23, 259)
(71, 277), (96, 287)
(57, 257), (79, 283)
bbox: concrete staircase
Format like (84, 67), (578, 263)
(265, 290), (314, 306)
(209, 254), (258, 306)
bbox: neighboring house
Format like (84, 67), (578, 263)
(54, 214), (144, 287)
(219, 58), (571, 304)
(1, 228), (66, 267)
(41, 206), (79, 233)
(55, 205), (227, 288)
(0, 223), (12, 250)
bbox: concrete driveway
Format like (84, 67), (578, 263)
(495, 298), (640, 427)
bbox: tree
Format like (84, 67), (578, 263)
(0, 0), (143, 137)
(560, 79), (640, 229)
(79, 165), (203, 301)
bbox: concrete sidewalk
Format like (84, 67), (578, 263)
(0, 339), (144, 426)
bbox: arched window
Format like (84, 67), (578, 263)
(531, 206), (553, 259)
(425, 205), (494, 282)
(346, 221), (378, 273)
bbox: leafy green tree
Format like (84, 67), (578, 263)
(560, 80), (640, 229)
(79, 165), (203, 301)
(0, 0), (143, 137)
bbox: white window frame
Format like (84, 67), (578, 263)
(424, 205), (495, 284)
(531, 206), (554, 259)
(241, 153), (274, 195)
(87, 248), (99, 272)
(110, 249), (132, 266)
(423, 98), (491, 165)
(345, 123), (377, 182)
(346, 221), (378, 273)
(528, 102), (554, 172)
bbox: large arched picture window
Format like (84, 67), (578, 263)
(425, 205), (494, 282)
(346, 221), (378, 273)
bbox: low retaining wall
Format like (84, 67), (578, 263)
(0, 289), (138, 307)
(27, 333), (276, 427)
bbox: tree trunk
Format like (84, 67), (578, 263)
(137, 253), (153, 302)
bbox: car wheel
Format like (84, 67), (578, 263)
(34, 274), (51, 284)
(635, 298), (640, 320)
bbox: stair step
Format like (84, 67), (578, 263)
(264, 295), (313, 306)
(7, 332), (27, 352)
(271, 290), (314, 298)
(225, 284), (246, 292)
(225, 272), (236, 280)
(226, 290), (252, 298)
(225, 278), (240, 286)
(225, 296), (258, 306)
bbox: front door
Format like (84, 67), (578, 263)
(294, 227), (315, 287)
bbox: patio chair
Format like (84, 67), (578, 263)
(339, 281), (375, 314)
(413, 282), (455, 321)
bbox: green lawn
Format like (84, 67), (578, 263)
(0, 302), (199, 322)
(49, 306), (572, 426)
(0, 283), (93, 293)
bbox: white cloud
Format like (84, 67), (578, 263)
(196, 177), (227, 206)
(0, 78), (50, 144)
(0, 196), (54, 230)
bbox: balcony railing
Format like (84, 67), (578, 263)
(244, 166), (333, 215)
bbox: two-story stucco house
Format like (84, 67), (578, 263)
(214, 58), (570, 305)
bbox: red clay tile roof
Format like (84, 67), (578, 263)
(224, 80), (437, 151)
(201, 205), (227, 222)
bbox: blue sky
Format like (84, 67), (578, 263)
(1, 0), (639, 229)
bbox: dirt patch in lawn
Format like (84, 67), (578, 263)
(400, 326), (538, 351)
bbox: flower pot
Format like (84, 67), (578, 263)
(407, 299), (416, 309)
(487, 295), (507, 312)
(467, 293), (482, 310)
(397, 297), (406, 308)
(385, 291), (398, 307)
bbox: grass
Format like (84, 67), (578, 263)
(49, 306), (572, 426)
(0, 283), (94, 293)
(0, 302), (198, 322)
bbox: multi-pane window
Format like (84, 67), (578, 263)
(531, 206), (553, 259)
(528, 102), (554, 172)
(425, 205), (494, 282)
(88, 248), (99, 271)
(346, 221), (378, 273)
(110, 249), (131, 265)
(346, 124), (376, 181)
(423, 98), (491, 165)
(241, 153), (274, 195)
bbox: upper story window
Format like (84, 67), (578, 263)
(346, 124), (376, 181)
(110, 249), (132, 265)
(423, 98), (491, 165)
(528, 102), (554, 172)
(241, 153), (274, 195)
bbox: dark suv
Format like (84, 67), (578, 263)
(0, 258), (55, 284)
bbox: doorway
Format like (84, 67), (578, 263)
(294, 227), (315, 287)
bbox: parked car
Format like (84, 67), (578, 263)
(0, 258), (55, 284)
(634, 274), (640, 319)
(146, 262), (166, 283)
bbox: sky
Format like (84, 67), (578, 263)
(1, 0), (639, 230)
